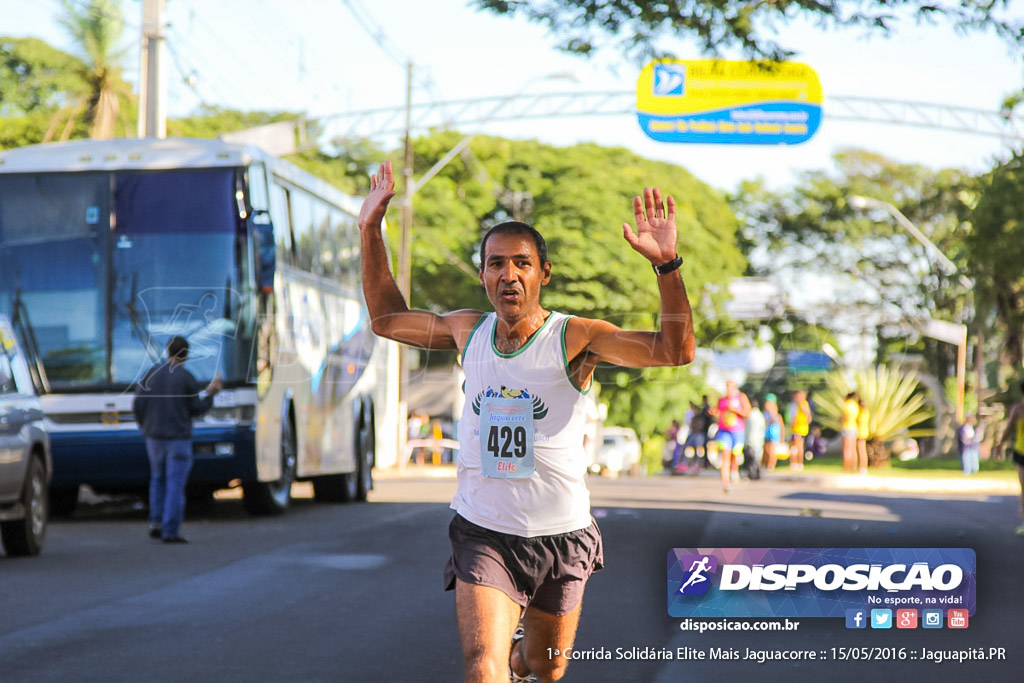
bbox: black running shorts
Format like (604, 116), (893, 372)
(444, 514), (604, 615)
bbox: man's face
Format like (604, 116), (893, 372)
(479, 232), (551, 317)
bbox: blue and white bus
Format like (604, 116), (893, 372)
(0, 138), (397, 515)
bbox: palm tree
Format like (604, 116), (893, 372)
(46, 0), (134, 140)
(815, 366), (935, 467)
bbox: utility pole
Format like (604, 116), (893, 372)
(395, 60), (415, 466)
(137, 0), (167, 138)
(400, 61), (414, 301)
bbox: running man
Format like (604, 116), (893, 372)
(1000, 381), (1024, 536)
(358, 160), (695, 682)
(707, 380), (751, 492)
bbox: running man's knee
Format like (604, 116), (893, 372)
(463, 655), (509, 683)
(523, 648), (569, 682)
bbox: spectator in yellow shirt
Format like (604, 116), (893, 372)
(856, 399), (870, 474)
(841, 392), (859, 472)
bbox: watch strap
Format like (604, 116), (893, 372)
(652, 255), (683, 275)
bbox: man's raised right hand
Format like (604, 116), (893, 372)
(358, 160), (397, 231)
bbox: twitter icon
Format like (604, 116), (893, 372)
(870, 609), (893, 629)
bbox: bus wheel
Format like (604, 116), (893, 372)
(48, 485), (79, 517)
(312, 471), (357, 503)
(243, 418), (296, 516)
(355, 409), (374, 501)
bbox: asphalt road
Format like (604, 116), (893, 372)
(0, 469), (1020, 682)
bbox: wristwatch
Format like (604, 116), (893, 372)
(652, 255), (683, 275)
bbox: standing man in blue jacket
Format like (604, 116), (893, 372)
(133, 336), (222, 543)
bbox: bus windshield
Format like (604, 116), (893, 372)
(0, 168), (253, 390)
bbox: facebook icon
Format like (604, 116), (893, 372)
(845, 609), (867, 629)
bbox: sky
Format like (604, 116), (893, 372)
(3, 0), (1023, 193)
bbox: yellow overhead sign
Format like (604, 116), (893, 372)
(637, 60), (823, 145)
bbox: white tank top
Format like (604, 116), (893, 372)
(452, 311), (592, 537)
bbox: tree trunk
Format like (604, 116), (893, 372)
(866, 439), (889, 468)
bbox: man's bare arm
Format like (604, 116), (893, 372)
(358, 160), (481, 349)
(568, 187), (696, 370)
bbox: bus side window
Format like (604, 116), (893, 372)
(290, 189), (315, 272)
(248, 164), (269, 212)
(269, 180), (292, 266)
(334, 210), (358, 293)
(312, 200), (330, 277)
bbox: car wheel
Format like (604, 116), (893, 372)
(1, 454), (48, 556)
(243, 417), (296, 515)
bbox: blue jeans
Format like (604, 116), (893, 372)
(146, 438), (194, 538)
(961, 445), (980, 475)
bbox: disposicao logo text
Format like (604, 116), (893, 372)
(667, 548), (975, 619)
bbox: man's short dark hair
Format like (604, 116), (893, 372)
(479, 221), (548, 268)
(167, 336), (189, 361)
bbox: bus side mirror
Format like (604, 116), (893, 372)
(251, 210), (276, 293)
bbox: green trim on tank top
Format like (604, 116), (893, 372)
(560, 315), (590, 395)
(461, 312), (488, 358)
(489, 311), (555, 359)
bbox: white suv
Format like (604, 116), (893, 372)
(0, 316), (51, 556)
(590, 427), (642, 476)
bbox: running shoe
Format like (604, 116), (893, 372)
(509, 625), (537, 682)
(1015, 525), (1024, 537)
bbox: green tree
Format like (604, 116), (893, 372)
(967, 152), (1024, 374)
(400, 133), (743, 324)
(167, 105), (300, 138)
(0, 36), (88, 148)
(168, 107), (386, 196)
(54, 0), (135, 139)
(391, 132), (744, 438)
(472, 0), (1023, 62)
(731, 148), (976, 386)
(0, 36), (83, 114)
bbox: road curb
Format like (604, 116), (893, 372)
(375, 464), (1018, 494)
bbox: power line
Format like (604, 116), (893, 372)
(164, 37), (210, 109)
(169, 0), (291, 110)
(164, 24), (252, 110)
(340, 0), (445, 103)
(245, 0), (349, 109)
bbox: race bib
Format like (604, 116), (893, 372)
(480, 397), (535, 478)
